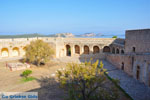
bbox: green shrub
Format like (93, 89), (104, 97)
(22, 70), (32, 79)
(56, 60), (119, 100)
(112, 36), (117, 38)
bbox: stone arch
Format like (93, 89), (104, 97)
(84, 45), (89, 54)
(66, 45), (71, 56)
(75, 45), (80, 54)
(112, 47), (115, 54)
(121, 50), (124, 54)
(133, 47), (135, 52)
(116, 48), (119, 54)
(12, 47), (20, 57)
(1, 48), (9, 57)
(93, 46), (99, 54)
(121, 62), (124, 70)
(103, 46), (110, 53)
(136, 65), (140, 80)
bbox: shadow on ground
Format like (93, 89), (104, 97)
(28, 77), (67, 100)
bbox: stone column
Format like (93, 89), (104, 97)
(133, 61), (137, 79)
(9, 47), (13, 57)
(20, 47), (24, 57)
(81, 45), (83, 54)
(89, 45), (93, 54)
(71, 44), (74, 57)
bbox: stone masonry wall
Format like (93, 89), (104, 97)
(106, 54), (133, 76)
(125, 29), (150, 53)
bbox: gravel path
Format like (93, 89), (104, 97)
(102, 60), (150, 100)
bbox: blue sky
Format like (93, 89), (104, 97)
(0, 0), (150, 35)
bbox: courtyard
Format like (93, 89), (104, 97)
(0, 57), (132, 100)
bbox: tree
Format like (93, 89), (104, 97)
(25, 40), (54, 66)
(112, 36), (117, 38)
(22, 70), (32, 79)
(56, 60), (119, 100)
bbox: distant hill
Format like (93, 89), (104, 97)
(0, 33), (75, 39)
(49, 33), (74, 37)
(76, 33), (102, 37)
(0, 33), (50, 38)
(0, 32), (124, 39)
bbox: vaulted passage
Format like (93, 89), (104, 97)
(1, 48), (9, 57)
(12, 47), (19, 57)
(136, 66), (140, 80)
(121, 50), (124, 54)
(84, 45), (89, 54)
(66, 45), (71, 56)
(93, 46), (99, 54)
(103, 46), (110, 53)
(75, 45), (80, 54)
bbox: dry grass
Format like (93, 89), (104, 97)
(0, 60), (130, 100)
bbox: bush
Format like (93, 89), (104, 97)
(112, 36), (117, 38)
(56, 60), (119, 100)
(22, 70), (32, 79)
(25, 40), (54, 66)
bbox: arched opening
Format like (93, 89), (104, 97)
(133, 47), (135, 52)
(1, 48), (9, 57)
(66, 45), (71, 56)
(75, 45), (80, 54)
(116, 48), (119, 54)
(103, 46), (110, 53)
(12, 47), (20, 57)
(84, 45), (89, 54)
(112, 47), (115, 54)
(121, 62), (124, 70)
(93, 46), (99, 54)
(121, 50), (124, 54)
(136, 66), (140, 80)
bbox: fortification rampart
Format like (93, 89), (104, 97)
(0, 37), (118, 59)
(1, 29), (150, 87)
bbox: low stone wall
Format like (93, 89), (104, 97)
(75, 53), (106, 60)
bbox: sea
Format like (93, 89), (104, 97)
(76, 34), (125, 39)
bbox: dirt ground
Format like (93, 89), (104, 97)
(0, 60), (130, 100)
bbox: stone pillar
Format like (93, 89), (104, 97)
(89, 45), (93, 54)
(80, 45), (84, 55)
(20, 47), (24, 57)
(133, 61), (137, 79)
(64, 45), (67, 57)
(9, 48), (13, 57)
(71, 44), (74, 57)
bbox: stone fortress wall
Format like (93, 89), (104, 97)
(0, 29), (150, 87)
(0, 37), (117, 59)
(106, 29), (150, 87)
